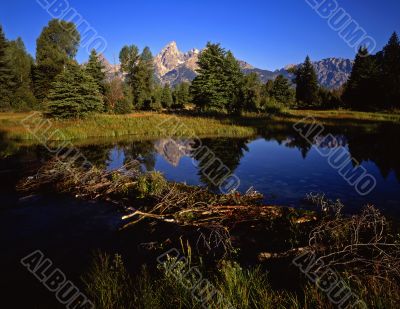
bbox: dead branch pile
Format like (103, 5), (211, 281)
(295, 194), (400, 293)
(307, 205), (400, 282)
(17, 158), (316, 233)
(17, 158), (141, 207)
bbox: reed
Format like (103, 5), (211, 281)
(1, 109), (398, 143)
(0, 112), (256, 142)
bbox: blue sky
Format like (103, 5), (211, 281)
(1, 0), (399, 70)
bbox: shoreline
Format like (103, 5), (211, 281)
(0, 109), (399, 144)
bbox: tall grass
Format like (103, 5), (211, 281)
(284, 109), (400, 123)
(82, 252), (135, 309)
(1, 109), (398, 143)
(83, 253), (299, 309)
(83, 250), (399, 309)
(0, 112), (256, 141)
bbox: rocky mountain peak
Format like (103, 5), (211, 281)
(186, 48), (200, 58)
(238, 60), (254, 70)
(154, 42), (200, 84)
(161, 41), (180, 54)
(154, 41), (186, 77)
(103, 42), (353, 89)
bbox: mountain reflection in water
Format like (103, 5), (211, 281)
(1, 121), (399, 216)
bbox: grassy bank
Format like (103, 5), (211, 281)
(282, 109), (400, 123)
(0, 109), (399, 143)
(0, 112), (255, 141)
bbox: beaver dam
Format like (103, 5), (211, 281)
(17, 158), (400, 308)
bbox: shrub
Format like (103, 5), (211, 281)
(135, 171), (167, 198)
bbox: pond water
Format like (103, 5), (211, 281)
(1, 120), (399, 307)
(103, 135), (399, 215)
(1, 120), (400, 216)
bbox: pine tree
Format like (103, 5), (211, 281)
(119, 45), (154, 110)
(190, 43), (243, 112)
(33, 19), (80, 100)
(342, 47), (380, 110)
(191, 43), (227, 111)
(318, 87), (343, 109)
(161, 84), (173, 108)
(47, 64), (103, 118)
(149, 85), (162, 111)
(0, 25), (15, 109)
(85, 49), (106, 95)
(173, 82), (191, 108)
(264, 80), (274, 94)
(295, 56), (319, 107)
(119, 44), (139, 108)
(381, 32), (400, 108)
(134, 47), (154, 109)
(224, 51), (243, 112)
(7, 38), (37, 110)
(119, 45), (140, 74)
(270, 75), (294, 105)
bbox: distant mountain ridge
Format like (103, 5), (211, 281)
(272, 57), (354, 89)
(102, 42), (353, 89)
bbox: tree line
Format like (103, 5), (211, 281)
(343, 32), (400, 110)
(0, 18), (399, 118)
(0, 19), (190, 118)
(190, 32), (400, 113)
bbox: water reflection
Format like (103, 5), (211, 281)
(1, 121), (399, 214)
(191, 138), (250, 190)
(99, 122), (400, 214)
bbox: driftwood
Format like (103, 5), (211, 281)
(17, 158), (318, 256)
(293, 194), (400, 293)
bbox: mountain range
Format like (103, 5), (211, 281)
(102, 41), (353, 89)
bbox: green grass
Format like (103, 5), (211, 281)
(84, 251), (399, 309)
(0, 112), (256, 142)
(84, 252), (302, 309)
(0, 109), (398, 144)
(281, 109), (400, 123)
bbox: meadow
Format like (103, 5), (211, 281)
(0, 109), (399, 143)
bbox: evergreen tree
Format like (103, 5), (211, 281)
(264, 80), (274, 94)
(119, 45), (140, 79)
(161, 84), (173, 108)
(318, 87), (343, 109)
(7, 38), (37, 110)
(33, 19), (80, 100)
(132, 47), (154, 109)
(47, 64), (103, 118)
(149, 85), (162, 111)
(85, 49), (106, 95)
(119, 44), (139, 109)
(173, 82), (191, 108)
(190, 43), (243, 112)
(381, 32), (400, 108)
(0, 25), (14, 109)
(119, 45), (154, 110)
(342, 47), (380, 110)
(294, 56), (319, 107)
(224, 51), (244, 112)
(236, 73), (262, 113)
(270, 75), (294, 105)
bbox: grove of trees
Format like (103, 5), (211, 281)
(343, 32), (400, 110)
(0, 18), (399, 118)
(190, 43), (295, 114)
